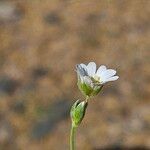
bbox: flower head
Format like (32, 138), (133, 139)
(76, 62), (119, 97)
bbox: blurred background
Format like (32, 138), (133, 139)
(0, 0), (150, 150)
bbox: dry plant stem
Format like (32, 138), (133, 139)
(70, 125), (76, 150)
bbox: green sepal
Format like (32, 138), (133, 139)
(91, 85), (103, 96)
(77, 81), (93, 97)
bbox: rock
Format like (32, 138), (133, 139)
(31, 67), (49, 79)
(44, 12), (62, 25)
(0, 2), (22, 24)
(0, 76), (19, 95)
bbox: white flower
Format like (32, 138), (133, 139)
(76, 62), (119, 85)
(76, 62), (119, 97)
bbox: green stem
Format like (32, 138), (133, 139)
(70, 125), (76, 150)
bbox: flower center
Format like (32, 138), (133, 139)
(93, 75), (100, 82)
(91, 75), (101, 84)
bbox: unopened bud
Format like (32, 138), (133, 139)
(70, 100), (88, 127)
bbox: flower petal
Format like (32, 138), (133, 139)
(76, 64), (88, 76)
(100, 69), (116, 79)
(103, 76), (119, 82)
(80, 63), (87, 70)
(96, 65), (107, 76)
(87, 62), (96, 77)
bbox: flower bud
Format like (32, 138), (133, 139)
(70, 100), (88, 127)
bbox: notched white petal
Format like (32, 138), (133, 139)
(104, 76), (119, 82)
(101, 69), (116, 79)
(96, 65), (107, 76)
(87, 62), (96, 77)
(76, 64), (88, 76)
(80, 63), (87, 70)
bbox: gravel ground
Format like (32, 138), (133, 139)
(0, 0), (149, 150)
